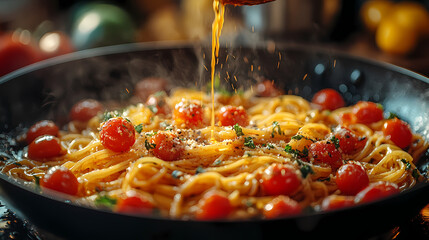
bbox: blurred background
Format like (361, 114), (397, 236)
(1, 0), (429, 77)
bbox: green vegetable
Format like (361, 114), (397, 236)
(145, 140), (156, 150)
(95, 195), (117, 208)
(244, 137), (256, 149)
(135, 124), (143, 134)
(233, 124), (244, 137)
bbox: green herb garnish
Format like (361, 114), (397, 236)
(330, 135), (340, 149)
(95, 195), (117, 208)
(135, 124), (143, 134)
(233, 124), (244, 137)
(401, 159), (411, 170)
(244, 137), (256, 149)
(271, 121), (283, 138)
(145, 140), (156, 150)
(300, 164), (314, 178)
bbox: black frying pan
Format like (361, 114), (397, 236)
(0, 42), (428, 240)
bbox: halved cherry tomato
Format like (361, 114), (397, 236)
(70, 99), (103, 122)
(320, 195), (355, 211)
(40, 166), (79, 195)
(255, 80), (282, 97)
(309, 140), (342, 170)
(116, 191), (154, 215)
(262, 164), (301, 196)
(173, 100), (204, 128)
(352, 101), (384, 124)
(312, 88), (345, 111)
(355, 181), (399, 204)
(336, 163), (369, 195)
(217, 105), (249, 127)
(27, 120), (59, 143)
(28, 135), (63, 160)
(382, 118), (413, 149)
(333, 127), (367, 155)
(196, 191), (232, 220)
(99, 117), (135, 152)
(263, 195), (302, 219)
(146, 91), (169, 115)
(149, 132), (183, 161)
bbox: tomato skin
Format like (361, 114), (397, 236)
(146, 92), (169, 115)
(382, 118), (413, 149)
(355, 181), (399, 204)
(352, 101), (384, 124)
(26, 120), (59, 143)
(70, 99), (103, 122)
(99, 117), (136, 152)
(217, 106), (249, 127)
(262, 164), (301, 196)
(149, 132), (183, 161)
(173, 100), (204, 128)
(320, 195), (355, 211)
(196, 191), (232, 220)
(333, 127), (367, 155)
(263, 195), (302, 219)
(309, 141), (342, 170)
(0, 33), (39, 76)
(312, 88), (345, 111)
(28, 135), (63, 160)
(116, 191), (154, 215)
(336, 163), (369, 195)
(40, 166), (79, 195)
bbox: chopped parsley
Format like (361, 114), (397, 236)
(95, 195), (117, 208)
(233, 124), (244, 137)
(271, 121), (283, 138)
(387, 112), (400, 120)
(412, 169), (420, 180)
(135, 124), (143, 134)
(285, 145), (308, 158)
(401, 159), (411, 170)
(266, 143), (275, 150)
(300, 164), (314, 178)
(291, 134), (315, 142)
(145, 140), (156, 150)
(318, 177), (331, 182)
(103, 110), (122, 122)
(244, 137), (256, 149)
(329, 135), (340, 149)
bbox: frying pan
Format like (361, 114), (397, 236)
(0, 42), (428, 240)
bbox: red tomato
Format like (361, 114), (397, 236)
(99, 117), (135, 152)
(255, 80), (283, 97)
(262, 164), (301, 196)
(339, 112), (356, 125)
(320, 195), (355, 211)
(355, 181), (399, 204)
(336, 163), (369, 195)
(0, 33), (39, 76)
(352, 101), (384, 124)
(333, 127), (367, 155)
(26, 120), (59, 143)
(382, 118), (413, 149)
(173, 100), (204, 128)
(38, 31), (74, 60)
(196, 191), (232, 220)
(146, 92), (169, 115)
(263, 195), (302, 219)
(116, 191), (154, 215)
(40, 166), (79, 195)
(309, 140), (342, 169)
(149, 132), (183, 161)
(28, 135), (63, 160)
(70, 99), (103, 122)
(312, 88), (345, 111)
(217, 106), (249, 127)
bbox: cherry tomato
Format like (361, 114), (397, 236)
(320, 195), (355, 211)
(217, 105), (249, 127)
(27, 120), (59, 143)
(40, 166), (79, 195)
(262, 164), (301, 196)
(309, 140), (342, 170)
(70, 99), (103, 122)
(333, 127), (366, 155)
(263, 195), (302, 219)
(173, 100), (204, 128)
(339, 112), (356, 125)
(352, 101), (384, 124)
(149, 132), (183, 161)
(0, 33), (39, 76)
(116, 191), (154, 215)
(255, 80), (282, 97)
(38, 31), (74, 60)
(336, 163), (369, 195)
(382, 118), (413, 149)
(312, 88), (345, 111)
(355, 181), (399, 204)
(100, 117), (135, 152)
(28, 135), (63, 160)
(196, 191), (232, 220)
(146, 91), (169, 115)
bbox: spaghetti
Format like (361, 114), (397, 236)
(1, 87), (427, 220)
